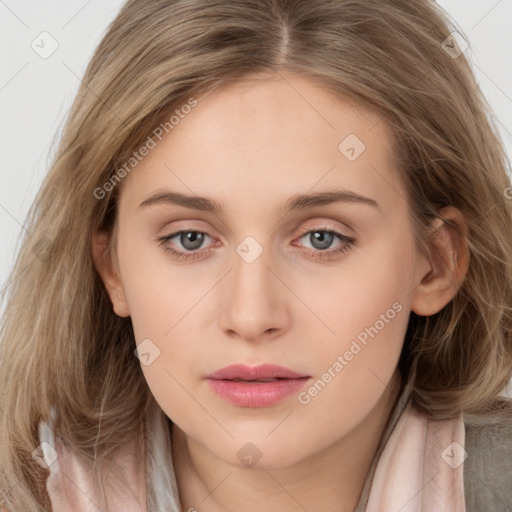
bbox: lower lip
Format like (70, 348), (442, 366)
(206, 377), (311, 407)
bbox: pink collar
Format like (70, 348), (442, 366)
(362, 401), (466, 511)
(38, 395), (465, 511)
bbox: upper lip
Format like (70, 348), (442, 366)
(205, 364), (309, 381)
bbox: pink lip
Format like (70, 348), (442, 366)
(205, 364), (311, 408)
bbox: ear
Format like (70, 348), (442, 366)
(91, 229), (131, 318)
(411, 206), (470, 316)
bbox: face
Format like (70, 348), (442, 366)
(98, 72), (433, 469)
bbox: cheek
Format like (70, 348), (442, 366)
(295, 296), (407, 437)
(134, 318), (202, 427)
(313, 235), (413, 346)
(299, 239), (413, 411)
(117, 248), (212, 420)
(117, 233), (203, 340)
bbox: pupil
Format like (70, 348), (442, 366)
(182, 231), (203, 250)
(312, 231), (333, 250)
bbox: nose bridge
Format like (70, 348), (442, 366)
(232, 234), (277, 311)
(219, 235), (289, 340)
(234, 235), (272, 293)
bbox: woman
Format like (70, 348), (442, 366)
(1, 0), (512, 510)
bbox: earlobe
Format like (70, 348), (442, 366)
(411, 206), (470, 317)
(91, 230), (131, 318)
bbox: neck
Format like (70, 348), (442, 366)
(172, 371), (403, 512)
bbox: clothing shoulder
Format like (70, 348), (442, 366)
(463, 398), (512, 512)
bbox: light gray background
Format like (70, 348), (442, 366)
(1, 2), (511, 398)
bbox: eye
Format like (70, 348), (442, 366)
(293, 226), (357, 261)
(157, 226), (357, 262)
(157, 230), (215, 261)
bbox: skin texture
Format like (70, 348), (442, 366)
(93, 71), (469, 512)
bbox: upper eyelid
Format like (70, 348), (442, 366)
(160, 216), (354, 237)
(161, 224), (350, 238)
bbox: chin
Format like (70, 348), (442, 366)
(207, 434), (312, 471)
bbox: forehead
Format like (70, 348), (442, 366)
(118, 72), (405, 216)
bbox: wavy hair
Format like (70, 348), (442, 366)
(1, 0), (512, 509)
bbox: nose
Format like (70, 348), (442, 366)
(218, 242), (291, 343)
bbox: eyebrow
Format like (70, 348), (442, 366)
(138, 188), (380, 214)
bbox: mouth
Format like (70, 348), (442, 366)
(205, 363), (309, 381)
(205, 364), (311, 408)
(228, 378), (286, 382)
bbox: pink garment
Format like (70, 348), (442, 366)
(38, 399), (466, 511)
(364, 403), (466, 511)
(39, 415), (147, 511)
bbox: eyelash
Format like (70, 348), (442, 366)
(157, 226), (357, 262)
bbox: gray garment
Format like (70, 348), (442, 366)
(464, 411), (512, 511)
(353, 382), (512, 511)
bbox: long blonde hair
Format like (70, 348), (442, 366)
(1, 0), (512, 509)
